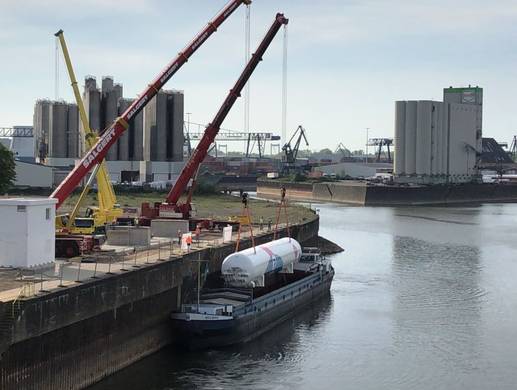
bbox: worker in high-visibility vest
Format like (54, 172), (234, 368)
(186, 235), (193, 252)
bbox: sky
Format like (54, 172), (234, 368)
(1, 0), (517, 152)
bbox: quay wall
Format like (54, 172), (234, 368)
(257, 180), (517, 206)
(0, 218), (319, 390)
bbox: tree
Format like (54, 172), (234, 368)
(0, 143), (16, 194)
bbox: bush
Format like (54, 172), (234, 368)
(0, 144), (16, 194)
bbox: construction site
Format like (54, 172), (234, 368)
(0, 3), (345, 388)
(2, 1), (517, 389)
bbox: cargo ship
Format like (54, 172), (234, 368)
(170, 237), (334, 349)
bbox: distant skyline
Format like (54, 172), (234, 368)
(1, 0), (517, 151)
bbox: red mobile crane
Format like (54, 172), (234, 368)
(141, 13), (289, 222)
(50, 0), (251, 210)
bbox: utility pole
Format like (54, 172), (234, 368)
(186, 112), (192, 133)
(365, 127), (370, 164)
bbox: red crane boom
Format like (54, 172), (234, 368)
(164, 13), (289, 217)
(50, 0), (251, 209)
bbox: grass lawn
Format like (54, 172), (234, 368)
(60, 191), (317, 225)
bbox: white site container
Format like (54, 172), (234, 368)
(0, 198), (56, 268)
(221, 237), (302, 287)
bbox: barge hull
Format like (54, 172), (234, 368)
(174, 271), (334, 350)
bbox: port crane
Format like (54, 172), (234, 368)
(510, 136), (517, 162)
(49, 0), (251, 210)
(282, 125), (308, 172)
(368, 138), (393, 163)
(141, 13), (289, 221)
(54, 30), (122, 236)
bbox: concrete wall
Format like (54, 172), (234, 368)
(0, 218), (319, 390)
(151, 219), (189, 238)
(106, 226), (151, 246)
(14, 161), (53, 188)
(315, 162), (391, 178)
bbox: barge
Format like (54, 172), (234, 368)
(171, 244), (334, 349)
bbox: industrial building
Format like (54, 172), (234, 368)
(394, 86), (482, 184)
(33, 100), (80, 165)
(13, 160), (53, 188)
(31, 76), (185, 184)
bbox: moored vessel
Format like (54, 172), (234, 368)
(171, 240), (334, 349)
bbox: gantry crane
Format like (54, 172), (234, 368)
(54, 29), (122, 236)
(140, 13), (289, 222)
(49, 0), (251, 210)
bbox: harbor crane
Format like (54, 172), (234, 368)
(335, 142), (352, 161)
(281, 125), (308, 172)
(49, 0), (251, 210)
(282, 125), (308, 164)
(141, 13), (289, 221)
(510, 136), (517, 162)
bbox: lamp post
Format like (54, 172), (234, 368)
(186, 112), (192, 133)
(365, 127), (370, 164)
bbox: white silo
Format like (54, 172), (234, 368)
(416, 101), (432, 176)
(404, 101), (417, 175)
(441, 103), (449, 177)
(394, 101), (406, 175)
(431, 102), (442, 176)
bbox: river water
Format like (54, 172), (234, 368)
(91, 203), (517, 390)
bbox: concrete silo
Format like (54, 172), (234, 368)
(404, 101), (417, 175)
(33, 100), (52, 161)
(394, 101), (406, 175)
(416, 101), (432, 176)
(118, 98), (131, 161)
(67, 104), (79, 158)
(170, 91), (184, 162)
(48, 102), (69, 158)
(103, 89), (119, 160)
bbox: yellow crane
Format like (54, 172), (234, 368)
(54, 29), (122, 234)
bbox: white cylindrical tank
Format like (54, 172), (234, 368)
(433, 102), (444, 176)
(394, 101), (406, 175)
(221, 237), (302, 287)
(442, 103), (449, 176)
(404, 101), (417, 175)
(416, 101), (432, 176)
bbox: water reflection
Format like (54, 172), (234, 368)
(92, 295), (333, 390)
(391, 236), (485, 387)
